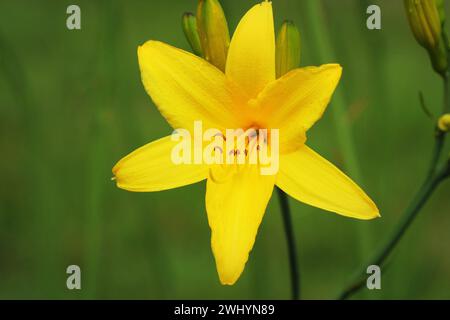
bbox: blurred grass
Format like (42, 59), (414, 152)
(300, 0), (373, 279)
(0, 0), (449, 299)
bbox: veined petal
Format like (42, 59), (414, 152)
(277, 145), (379, 220)
(206, 165), (275, 284)
(226, 1), (275, 99)
(256, 64), (342, 152)
(138, 40), (243, 131)
(113, 135), (208, 192)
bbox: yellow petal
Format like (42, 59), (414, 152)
(138, 40), (243, 131)
(206, 165), (275, 284)
(277, 145), (379, 220)
(256, 64), (342, 152)
(113, 135), (208, 192)
(225, 1), (275, 99)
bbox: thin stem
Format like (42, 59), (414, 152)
(444, 73), (450, 113)
(427, 133), (445, 179)
(338, 72), (450, 300)
(277, 187), (300, 300)
(426, 75), (448, 180)
(338, 163), (449, 299)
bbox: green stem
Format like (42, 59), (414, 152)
(425, 74), (448, 179)
(277, 187), (300, 300)
(338, 162), (449, 300)
(338, 69), (450, 300)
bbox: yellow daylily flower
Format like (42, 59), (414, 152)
(113, 1), (380, 285)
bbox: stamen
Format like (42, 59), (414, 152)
(213, 146), (223, 154)
(213, 132), (226, 141)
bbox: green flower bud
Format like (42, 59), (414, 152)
(404, 0), (448, 75)
(182, 13), (203, 57)
(197, 0), (230, 71)
(431, 38), (448, 76)
(276, 20), (301, 78)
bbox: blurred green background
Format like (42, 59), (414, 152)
(0, 0), (449, 299)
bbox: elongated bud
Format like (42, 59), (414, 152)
(438, 113), (450, 132)
(197, 0), (230, 71)
(182, 13), (203, 57)
(404, 0), (441, 48)
(276, 20), (301, 77)
(404, 0), (448, 75)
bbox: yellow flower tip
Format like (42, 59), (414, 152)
(256, 1), (272, 13)
(137, 40), (161, 55)
(353, 209), (380, 221)
(111, 158), (121, 174)
(212, 248), (244, 285)
(438, 114), (450, 132)
(350, 192), (380, 221)
(328, 64), (343, 88)
(212, 241), (249, 285)
(310, 63), (342, 78)
(225, 0), (275, 98)
(362, 202), (381, 220)
(330, 64), (343, 84)
(112, 158), (132, 190)
(111, 162), (122, 183)
(217, 263), (245, 286)
(372, 208), (381, 219)
(137, 42), (150, 61)
(326, 63), (343, 73)
(138, 40), (181, 56)
(315, 63), (343, 88)
(219, 275), (238, 286)
(112, 158), (143, 192)
(110, 159), (139, 191)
